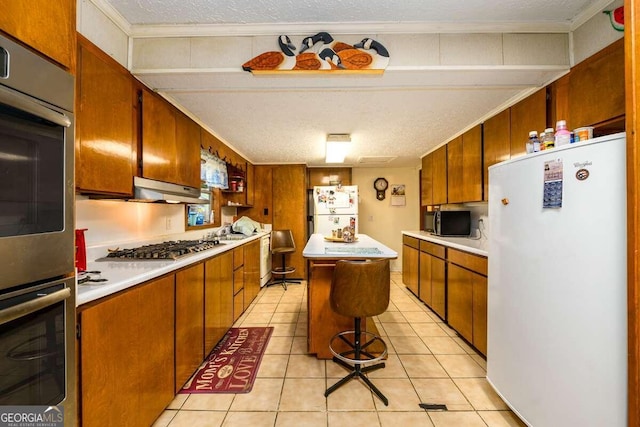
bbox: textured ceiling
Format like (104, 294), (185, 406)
(100, 0), (611, 167)
(109, 0), (595, 26)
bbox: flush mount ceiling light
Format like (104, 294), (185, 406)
(325, 134), (351, 163)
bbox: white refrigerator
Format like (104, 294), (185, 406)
(487, 132), (627, 427)
(313, 185), (358, 236)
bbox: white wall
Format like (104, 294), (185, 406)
(573, 0), (623, 65)
(352, 167), (421, 272)
(76, 197), (191, 260)
(77, 0), (129, 67)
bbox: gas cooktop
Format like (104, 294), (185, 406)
(97, 239), (221, 261)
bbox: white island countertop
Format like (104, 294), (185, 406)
(402, 230), (488, 257)
(77, 232), (267, 307)
(303, 233), (398, 259)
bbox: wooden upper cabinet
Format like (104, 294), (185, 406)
(421, 154), (433, 206)
(447, 136), (464, 204)
(568, 38), (625, 129)
(308, 168), (352, 188)
(510, 88), (547, 159)
(142, 90), (201, 189)
(142, 89), (177, 183)
(483, 109), (511, 201)
(432, 145), (448, 205)
(76, 37), (135, 196)
(0, 0), (76, 71)
(174, 111), (202, 189)
(461, 125), (483, 202)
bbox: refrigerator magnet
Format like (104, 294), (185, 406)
(543, 159), (563, 209)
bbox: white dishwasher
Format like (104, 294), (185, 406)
(260, 234), (272, 287)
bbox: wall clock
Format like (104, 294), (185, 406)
(374, 177), (388, 200)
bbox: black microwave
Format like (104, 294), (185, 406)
(425, 210), (471, 236)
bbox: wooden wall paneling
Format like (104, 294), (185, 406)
(461, 124), (483, 202)
(76, 36), (135, 196)
(273, 164), (308, 279)
(624, 1), (639, 424)
(0, 0), (76, 71)
(483, 109), (511, 200)
(447, 136), (464, 204)
(432, 146), (448, 205)
(242, 165), (274, 224)
(570, 38), (625, 129)
(510, 88), (547, 159)
(549, 74), (570, 127)
(245, 163), (255, 206)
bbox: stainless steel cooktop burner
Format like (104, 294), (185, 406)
(98, 239), (220, 261)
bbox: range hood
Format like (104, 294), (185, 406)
(131, 176), (206, 204)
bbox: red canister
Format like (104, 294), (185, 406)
(75, 229), (88, 272)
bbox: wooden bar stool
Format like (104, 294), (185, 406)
(268, 230), (301, 290)
(324, 259), (390, 406)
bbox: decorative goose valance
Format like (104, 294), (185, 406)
(242, 32), (389, 75)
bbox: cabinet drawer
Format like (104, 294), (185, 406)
(419, 240), (445, 258)
(233, 268), (244, 294)
(403, 235), (419, 249)
(233, 247), (244, 270)
(233, 289), (244, 322)
(448, 249), (487, 276)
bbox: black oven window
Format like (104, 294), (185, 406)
(0, 103), (65, 238)
(0, 284), (66, 405)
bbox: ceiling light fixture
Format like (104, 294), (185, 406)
(325, 134), (351, 163)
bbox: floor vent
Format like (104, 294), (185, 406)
(419, 403), (448, 411)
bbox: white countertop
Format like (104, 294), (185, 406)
(77, 232), (267, 307)
(302, 233), (398, 259)
(402, 230), (488, 257)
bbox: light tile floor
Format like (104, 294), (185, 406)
(153, 272), (525, 427)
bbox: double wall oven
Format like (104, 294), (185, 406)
(0, 33), (76, 424)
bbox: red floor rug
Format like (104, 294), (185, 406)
(179, 327), (273, 394)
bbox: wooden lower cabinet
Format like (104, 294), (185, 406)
(307, 260), (355, 359)
(446, 249), (488, 355)
(419, 245), (446, 320)
(233, 247), (245, 322)
(447, 264), (474, 342)
(244, 239), (261, 305)
(175, 263), (205, 392)
(79, 275), (175, 427)
(204, 251), (234, 355)
(402, 236), (420, 296)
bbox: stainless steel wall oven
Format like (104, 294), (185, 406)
(0, 33), (75, 425)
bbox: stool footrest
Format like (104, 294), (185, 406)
(271, 267), (295, 275)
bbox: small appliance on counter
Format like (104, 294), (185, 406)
(425, 210), (471, 236)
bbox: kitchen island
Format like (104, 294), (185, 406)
(303, 233), (397, 359)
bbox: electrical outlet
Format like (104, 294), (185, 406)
(166, 217), (172, 230)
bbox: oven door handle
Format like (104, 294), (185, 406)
(0, 85), (71, 127)
(0, 288), (71, 326)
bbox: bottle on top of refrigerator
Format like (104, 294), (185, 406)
(555, 120), (571, 146)
(543, 127), (555, 150)
(539, 131), (546, 151)
(526, 131), (540, 154)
